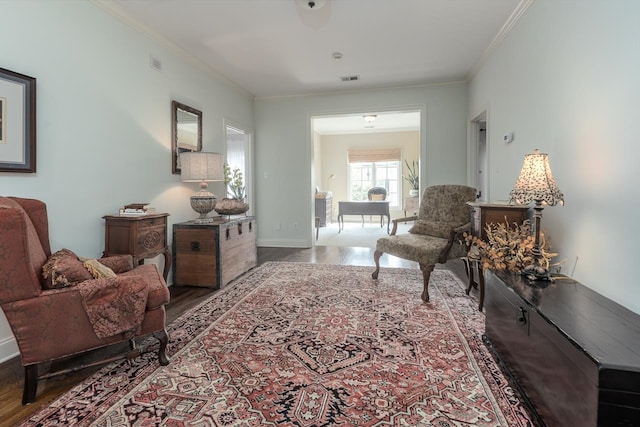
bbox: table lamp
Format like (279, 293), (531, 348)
(509, 149), (564, 281)
(181, 152), (224, 223)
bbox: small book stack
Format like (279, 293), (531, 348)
(119, 203), (157, 216)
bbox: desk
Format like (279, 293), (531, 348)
(337, 201), (390, 233)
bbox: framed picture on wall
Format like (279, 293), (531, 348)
(0, 67), (36, 173)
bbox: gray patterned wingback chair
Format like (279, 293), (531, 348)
(372, 185), (477, 302)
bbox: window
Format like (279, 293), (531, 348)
(348, 149), (401, 207)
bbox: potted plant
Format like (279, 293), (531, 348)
(404, 160), (419, 196)
(214, 163), (249, 215)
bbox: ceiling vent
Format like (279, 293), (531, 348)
(340, 75), (360, 82)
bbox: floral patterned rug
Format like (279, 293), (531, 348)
(20, 262), (534, 426)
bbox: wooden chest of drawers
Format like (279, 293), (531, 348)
(172, 216), (257, 288)
(315, 194), (332, 227)
(102, 213), (171, 280)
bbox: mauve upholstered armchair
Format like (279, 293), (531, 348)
(0, 196), (170, 404)
(372, 185), (477, 302)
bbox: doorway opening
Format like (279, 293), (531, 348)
(224, 122), (253, 214)
(469, 112), (488, 202)
(311, 110), (421, 248)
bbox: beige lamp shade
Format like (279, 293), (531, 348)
(509, 149), (564, 206)
(180, 152), (224, 183)
(180, 152), (224, 223)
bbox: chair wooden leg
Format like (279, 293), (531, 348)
(154, 329), (171, 366)
(478, 267), (486, 312)
(419, 263), (435, 302)
(372, 250), (383, 279)
(23, 364), (38, 405)
(466, 260), (476, 295)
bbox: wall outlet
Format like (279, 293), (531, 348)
(274, 223), (281, 231)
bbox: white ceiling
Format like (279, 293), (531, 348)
(103, 0), (525, 132)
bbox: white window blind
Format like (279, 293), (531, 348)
(348, 148), (401, 163)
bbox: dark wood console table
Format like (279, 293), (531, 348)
(485, 270), (640, 426)
(337, 200), (390, 233)
(466, 202), (529, 311)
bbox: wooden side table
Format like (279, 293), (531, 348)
(465, 203), (529, 310)
(403, 195), (419, 216)
(102, 213), (171, 281)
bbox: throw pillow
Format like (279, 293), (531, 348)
(82, 258), (117, 279)
(408, 220), (459, 239)
(41, 248), (93, 289)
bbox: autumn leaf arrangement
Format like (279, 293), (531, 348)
(464, 219), (557, 272)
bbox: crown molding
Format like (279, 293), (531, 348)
(254, 79), (468, 101)
(466, 0), (534, 82)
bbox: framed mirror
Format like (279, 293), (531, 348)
(171, 100), (202, 174)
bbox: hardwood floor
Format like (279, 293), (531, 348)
(0, 246), (468, 426)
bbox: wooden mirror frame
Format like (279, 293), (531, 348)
(171, 100), (202, 174)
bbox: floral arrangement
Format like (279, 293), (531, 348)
(464, 220), (557, 272)
(223, 163), (245, 200)
(404, 160), (419, 191)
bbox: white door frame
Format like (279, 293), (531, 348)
(468, 109), (489, 202)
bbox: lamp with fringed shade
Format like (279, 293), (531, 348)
(181, 152), (224, 223)
(509, 149), (564, 281)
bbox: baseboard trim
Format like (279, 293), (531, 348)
(257, 238), (310, 248)
(0, 335), (19, 364)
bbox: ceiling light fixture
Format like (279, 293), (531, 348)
(363, 114), (377, 124)
(332, 52), (343, 61)
(300, 0), (326, 10)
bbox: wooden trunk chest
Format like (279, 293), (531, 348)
(172, 216), (256, 288)
(485, 270), (640, 426)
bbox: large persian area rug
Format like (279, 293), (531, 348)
(21, 262), (533, 426)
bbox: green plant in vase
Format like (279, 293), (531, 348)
(224, 163), (245, 200)
(404, 160), (419, 196)
(215, 163), (249, 215)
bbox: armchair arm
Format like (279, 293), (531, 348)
(97, 254), (134, 273)
(390, 215), (418, 235)
(452, 221), (471, 235)
(438, 221), (472, 264)
(2, 275), (147, 364)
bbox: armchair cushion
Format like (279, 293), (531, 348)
(409, 219), (461, 238)
(41, 249), (93, 289)
(97, 255), (135, 274)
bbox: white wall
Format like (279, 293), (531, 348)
(469, 0), (640, 313)
(255, 84), (468, 247)
(0, 1), (253, 362)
